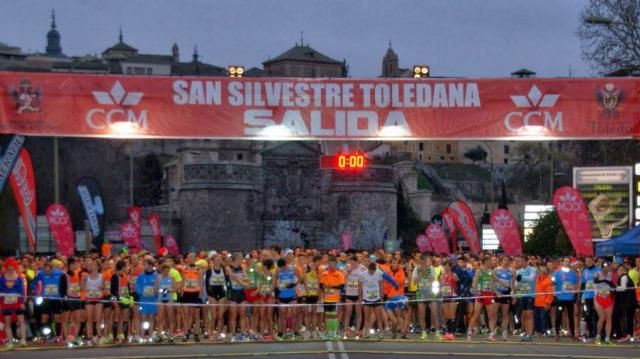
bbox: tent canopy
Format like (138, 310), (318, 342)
(595, 225), (640, 257)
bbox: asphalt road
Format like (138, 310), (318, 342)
(0, 337), (638, 359)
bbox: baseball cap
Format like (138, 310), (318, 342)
(207, 250), (218, 259)
(613, 256), (624, 264)
(284, 248), (294, 257)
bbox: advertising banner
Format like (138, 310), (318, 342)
(164, 234), (180, 256)
(448, 201), (481, 255)
(441, 208), (457, 251)
(127, 206), (142, 228)
(9, 148), (36, 252)
(489, 208), (523, 256)
(119, 222), (141, 254)
(76, 177), (105, 249)
(148, 212), (162, 251)
(553, 186), (594, 256)
(416, 233), (431, 253)
(425, 223), (450, 255)
(573, 166), (632, 240)
(45, 204), (75, 257)
(0, 134), (25, 193)
(1, 72), (639, 140)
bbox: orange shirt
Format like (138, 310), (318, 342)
(183, 268), (201, 293)
(67, 270), (82, 298)
(320, 269), (345, 303)
(534, 274), (554, 308)
(387, 268), (405, 298)
(102, 269), (113, 296)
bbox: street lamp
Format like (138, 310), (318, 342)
(413, 65), (430, 79)
(228, 66), (244, 78)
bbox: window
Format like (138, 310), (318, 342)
(236, 153), (244, 160)
(419, 142), (424, 151)
(418, 154), (423, 160)
(446, 144), (452, 154)
(440, 156), (445, 161)
(133, 67), (146, 75)
(126, 67), (133, 74)
(428, 156), (431, 161)
(504, 158), (509, 164)
(504, 145), (510, 154)
(146, 68), (152, 75)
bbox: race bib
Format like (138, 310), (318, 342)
(68, 283), (81, 297)
(185, 278), (198, 289)
(259, 284), (271, 296)
(441, 285), (452, 296)
(119, 286), (130, 297)
(143, 286), (155, 297)
(44, 284), (58, 295)
(517, 283), (531, 294)
(209, 276), (225, 286)
(4, 294), (18, 304)
(87, 289), (101, 299)
(366, 289), (379, 299)
(586, 281), (595, 290)
(562, 283), (574, 292)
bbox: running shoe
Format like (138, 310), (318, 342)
(6, 342), (14, 351)
(433, 332), (443, 341)
(487, 333), (496, 342)
(420, 331), (428, 340)
(595, 337), (602, 346)
(604, 337), (614, 346)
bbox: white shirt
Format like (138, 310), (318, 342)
(359, 270), (384, 301)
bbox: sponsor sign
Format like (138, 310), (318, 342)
(76, 177), (105, 249)
(573, 167), (632, 240)
(553, 186), (594, 256)
(45, 204), (74, 257)
(489, 208), (522, 256)
(9, 148), (36, 252)
(1, 72), (640, 139)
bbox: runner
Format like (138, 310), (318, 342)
(492, 256), (514, 341)
(343, 255), (365, 338)
(205, 254), (228, 340)
(226, 252), (249, 341)
(384, 257), (409, 339)
(514, 255), (537, 342)
(0, 257), (27, 350)
(439, 259), (458, 340)
(467, 257), (497, 341)
(136, 258), (158, 343)
(551, 257), (579, 341)
(156, 261), (177, 342)
(110, 260), (132, 344)
(82, 258), (104, 345)
(62, 257), (84, 345)
(594, 261), (615, 345)
(359, 262), (384, 339)
(320, 256), (345, 340)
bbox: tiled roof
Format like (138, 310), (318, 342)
(263, 44), (341, 65)
(124, 54), (174, 64)
(103, 41), (138, 54)
(172, 61), (226, 76)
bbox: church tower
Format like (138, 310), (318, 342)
(172, 43), (179, 62)
(46, 10), (63, 56)
(381, 41), (398, 77)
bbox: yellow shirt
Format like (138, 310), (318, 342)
(629, 269), (639, 287)
(169, 268), (182, 300)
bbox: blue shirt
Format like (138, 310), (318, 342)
(277, 268), (296, 299)
(515, 266), (537, 298)
(32, 269), (65, 298)
(0, 275), (25, 303)
(581, 266), (601, 300)
(136, 271), (158, 302)
(495, 267), (513, 292)
(552, 268), (578, 301)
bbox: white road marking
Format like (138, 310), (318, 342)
(337, 340), (349, 359)
(326, 340), (336, 359)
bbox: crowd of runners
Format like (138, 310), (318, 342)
(0, 246), (639, 351)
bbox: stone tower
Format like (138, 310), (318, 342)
(172, 43), (179, 63)
(382, 42), (398, 77)
(46, 10), (63, 56)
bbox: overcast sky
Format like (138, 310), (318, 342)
(0, 0), (591, 78)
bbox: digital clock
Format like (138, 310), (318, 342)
(319, 154), (366, 170)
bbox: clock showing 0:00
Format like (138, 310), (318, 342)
(319, 154), (366, 170)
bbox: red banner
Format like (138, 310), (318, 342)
(9, 148), (36, 252)
(416, 233), (431, 253)
(441, 208), (457, 252)
(1, 72), (639, 139)
(489, 208), (522, 256)
(425, 223), (450, 255)
(448, 201), (481, 255)
(553, 186), (594, 256)
(148, 212), (162, 251)
(119, 222), (141, 254)
(341, 231), (352, 251)
(127, 206), (142, 228)
(164, 234), (180, 256)
(45, 204), (75, 257)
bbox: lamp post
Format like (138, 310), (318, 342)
(483, 141), (495, 210)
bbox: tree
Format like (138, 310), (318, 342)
(341, 59), (350, 78)
(577, 0), (640, 74)
(135, 153), (164, 207)
(523, 210), (573, 257)
(509, 142), (550, 200)
(463, 145), (488, 164)
(397, 184), (427, 254)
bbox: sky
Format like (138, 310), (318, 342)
(0, 0), (592, 78)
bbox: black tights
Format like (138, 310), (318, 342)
(555, 301), (575, 337)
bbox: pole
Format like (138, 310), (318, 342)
(129, 151), (134, 206)
(549, 143), (554, 201)
(53, 137), (59, 203)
